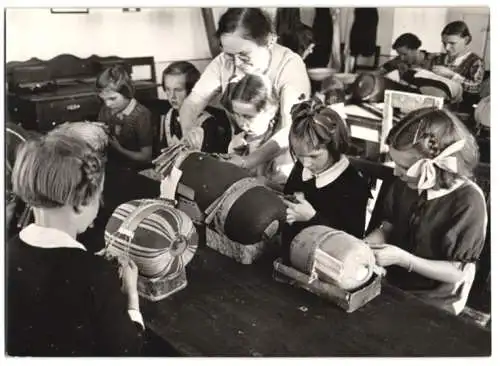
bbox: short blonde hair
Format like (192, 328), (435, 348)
(12, 134), (105, 209)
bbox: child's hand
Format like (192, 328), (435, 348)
(108, 135), (122, 151)
(368, 243), (410, 268)
(284, 193), (316, 224)
(117, 257), (139, 295)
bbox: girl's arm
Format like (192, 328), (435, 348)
(451, 58), (485, 94)
(404, 254), (465, 284)
(115, 144), (152, 162)
(112, 109), (153, 163)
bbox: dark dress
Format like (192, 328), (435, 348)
(97, 99), (153, 171)
(155, 101), (231, 156)
(349, 8), (379, 57)
(281, 160), (371, 263)
(6, 235), (143, 356)
(377, 178), (487, 313)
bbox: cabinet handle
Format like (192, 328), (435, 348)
(66, 104), (81, 111)
(51, 121), (56, 126)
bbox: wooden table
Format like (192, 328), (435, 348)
(90, 166), (490, 357)
(140, 244), (491, 357)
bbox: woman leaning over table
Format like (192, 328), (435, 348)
(180, 8), (311, 176)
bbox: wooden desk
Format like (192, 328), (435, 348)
(140, 245), (491, 357)
(7, 54), (158, 133)
(82, 165), (490, 357)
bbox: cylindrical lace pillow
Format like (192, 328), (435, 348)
(290, 225), (376, 291)
(155, 148), (287, 245)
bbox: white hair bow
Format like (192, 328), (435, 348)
(405, 139), (466, 193)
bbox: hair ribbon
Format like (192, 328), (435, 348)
(405, 139), (465, 193)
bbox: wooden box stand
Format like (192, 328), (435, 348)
(137, 270), (188, 302)
(177, 194), (268, 265)
(272, 258), (382, 313)
(205, 227), (267, 265)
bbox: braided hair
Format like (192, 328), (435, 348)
(386, 107), (479, 188)
(12, 134), (105, 211)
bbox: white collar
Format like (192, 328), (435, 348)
(302, 155), (350, 188)
(117, 98), (137, 118)
(426, 179), (466, 201)
(19, 223), (87, 251)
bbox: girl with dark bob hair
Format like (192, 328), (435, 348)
(280, 98), (371, 262)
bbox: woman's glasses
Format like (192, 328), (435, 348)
(223, 52), (252, 65)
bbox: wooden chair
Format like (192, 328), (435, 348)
(340, 43), (380, 72)
(348, 156), (395, 236)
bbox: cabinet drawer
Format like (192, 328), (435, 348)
(36, 95), (101, 132)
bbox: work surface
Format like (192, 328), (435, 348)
(140, 245), (491, 357)
(92, 166), (490, 357)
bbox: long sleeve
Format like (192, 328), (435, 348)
(90, 260), (144, 356)
(271, 55), (311, 149)
(451, 57), (485, 95)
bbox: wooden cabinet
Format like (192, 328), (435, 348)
(6, 54), (159, 132)
(8, 84), (157, 132)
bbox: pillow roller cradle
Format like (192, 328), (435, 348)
(273, 225), (384, 312)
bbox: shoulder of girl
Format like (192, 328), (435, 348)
(460, 180), (487, 203)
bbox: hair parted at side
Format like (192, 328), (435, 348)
(216, 8), (274, 46)
(289, 97), (350, 163)
(221, 73), (274, 114)
(96, 65), (135, 98)
(386, 107), (479, 188)
(441, 21), (472, 44)
(392, 33), (422, 50)
(162, 61), (201, 94)
(12, 134), (105, 210)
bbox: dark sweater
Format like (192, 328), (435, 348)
(380, 179), (487, 291)
(281, 162), (371, 262)
(6, 236), (143, 356)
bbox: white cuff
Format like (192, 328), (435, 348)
(128, 309), (145, 330)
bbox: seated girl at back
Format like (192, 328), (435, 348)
(364, 107), (487, 315)
(219, 72), (294, 188)
(96, 65), (153, 170)
(160, 61), (231, 154)
(281, 98), (371, 261)
(7, 134), (144, 356)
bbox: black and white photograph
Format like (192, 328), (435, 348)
(2, 0), (493, 360)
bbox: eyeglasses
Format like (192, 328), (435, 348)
(223, 52), (252, 65)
